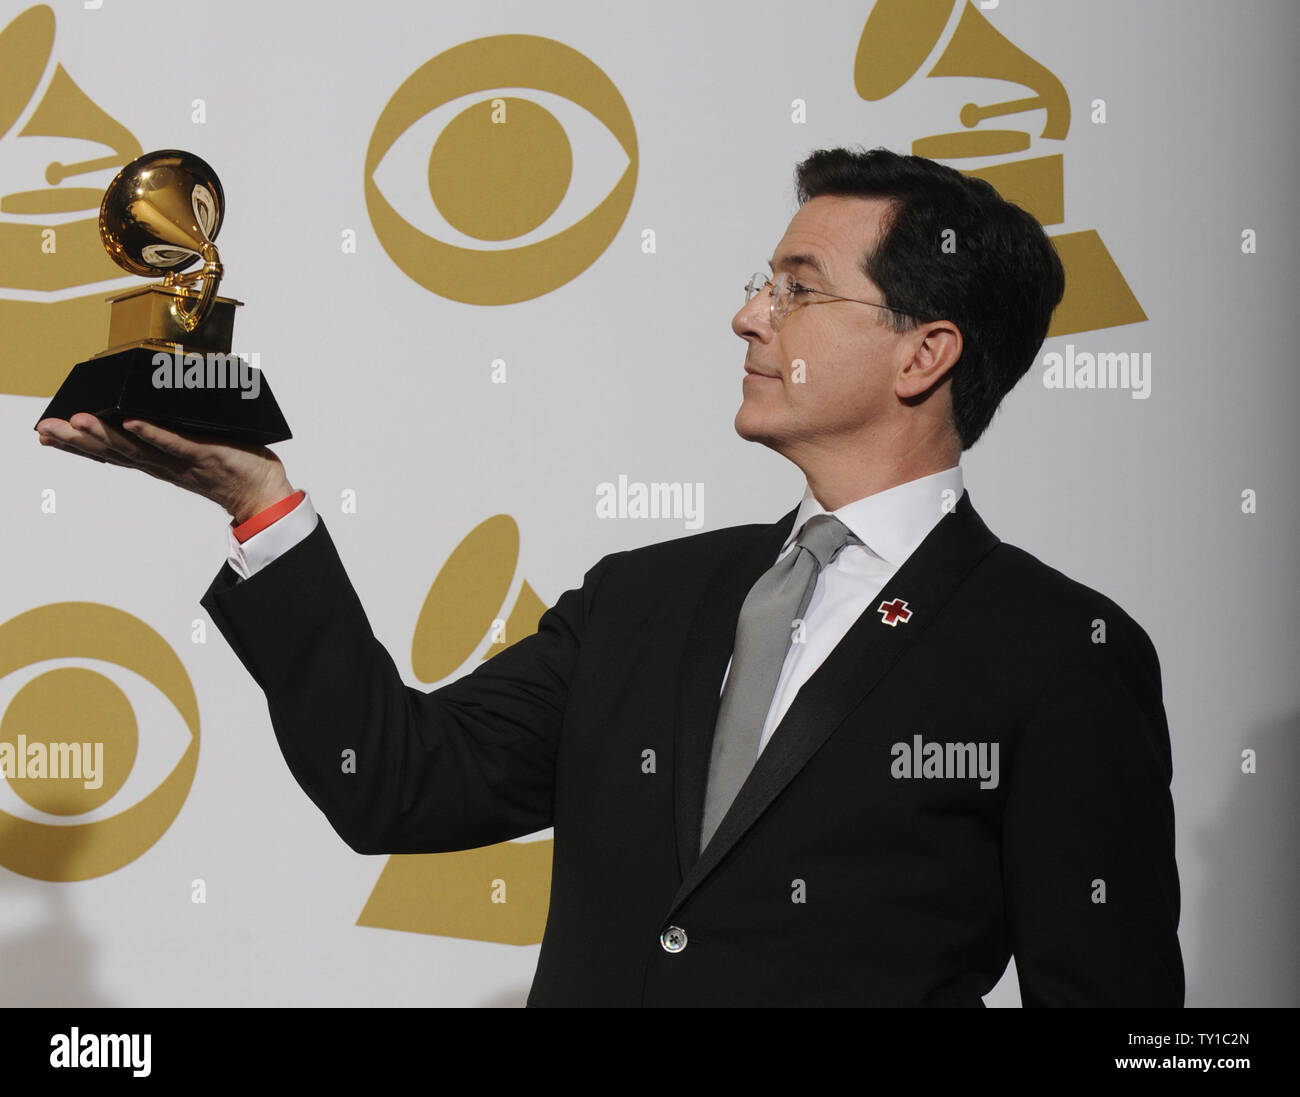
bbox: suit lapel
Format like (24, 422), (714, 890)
(669, 491), (1001, 916)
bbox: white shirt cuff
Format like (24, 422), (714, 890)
(225, 491), (320, 580)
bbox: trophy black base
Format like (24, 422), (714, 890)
(35, 347), (292, 446)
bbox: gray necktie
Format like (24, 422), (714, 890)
(700, 513), (857, 854)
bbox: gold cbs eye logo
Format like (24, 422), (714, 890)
(364, 34), (638, 305)
(0, 603), (199, 882)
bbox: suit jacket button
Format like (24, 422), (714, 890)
(660, 925), (688, 953)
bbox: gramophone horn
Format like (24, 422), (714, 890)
(99, 149), (226, 333)
(410, 514), (549, 684)
(0, 4), (142, 215)
(855, 0), (1071, 156)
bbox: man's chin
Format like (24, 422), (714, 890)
(733, 408), (785, 448)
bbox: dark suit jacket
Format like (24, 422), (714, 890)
(200, 491), (1183, 1006)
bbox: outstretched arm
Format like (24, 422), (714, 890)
(200, 519), (608, 854)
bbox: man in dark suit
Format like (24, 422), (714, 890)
(36, 147), (1183, 1006)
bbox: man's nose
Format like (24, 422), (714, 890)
(732, 287), (773, 342)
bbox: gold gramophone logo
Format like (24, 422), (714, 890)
(856, 0), (1144, 335)
(357, 515), (554, 945)
(0, 603), (200, 882)
(0, 4), (144, 398)
(365, 34), (637, 305)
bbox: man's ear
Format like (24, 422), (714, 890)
(896, 319), (962, 399)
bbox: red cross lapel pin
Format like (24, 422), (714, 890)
(877, 597), (912, 627)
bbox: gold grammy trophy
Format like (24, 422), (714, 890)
(36, 149), (291, 444)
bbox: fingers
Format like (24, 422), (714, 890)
(119, 418), (208, 461)
(37, 429), (118, 465)
(73, 414), (164, 461)
(37, 415), (183, 475)
(36, 417), (112, 460)
(123, 418), (273, 462)
(74, 414), (179, 470)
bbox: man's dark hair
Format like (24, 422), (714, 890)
(794, 146), (1066, 450)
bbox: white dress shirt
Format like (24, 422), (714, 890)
(225, 465), (965, 761)
(721, 465), (965, 756)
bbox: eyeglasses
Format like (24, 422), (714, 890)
(743, 270), (915, 331)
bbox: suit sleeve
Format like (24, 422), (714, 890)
(1001, 610), (1185, 1006)
(199, 517), (612, 856)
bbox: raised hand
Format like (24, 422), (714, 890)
(35, 414), (295, 524)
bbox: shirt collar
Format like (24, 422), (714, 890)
(781, 465), (965, 567)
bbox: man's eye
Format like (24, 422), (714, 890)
(790, 281), (814, 296)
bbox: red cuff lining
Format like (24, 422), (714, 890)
(232, 490), (305, 543)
